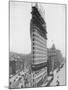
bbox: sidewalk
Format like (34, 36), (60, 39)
(41, 75), (53, 87)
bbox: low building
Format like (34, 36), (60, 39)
(9, 52), (24, 76)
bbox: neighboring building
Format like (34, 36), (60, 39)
(30, 3), (47, 87)
(9, 52), (24, 76)
(47, 44), (64, 75)
(47, 44), (56, 75)
(9, 59), (16, 75)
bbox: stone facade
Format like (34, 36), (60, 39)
(30, 4), (47, 87)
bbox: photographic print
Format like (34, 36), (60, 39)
(9, 0), (66, 89)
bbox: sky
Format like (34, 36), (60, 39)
(10, 1), (65, 57)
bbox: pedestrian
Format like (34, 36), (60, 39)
(56, 80), (60, 86)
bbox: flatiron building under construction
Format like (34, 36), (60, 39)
(9, 2), (66, 88)
(30, 3), (48, 87)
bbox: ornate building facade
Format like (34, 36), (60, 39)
(30, 3), (47, 87)
(47, 44), (56, 75)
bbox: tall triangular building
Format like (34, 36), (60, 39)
(30, 3), (47, 87)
